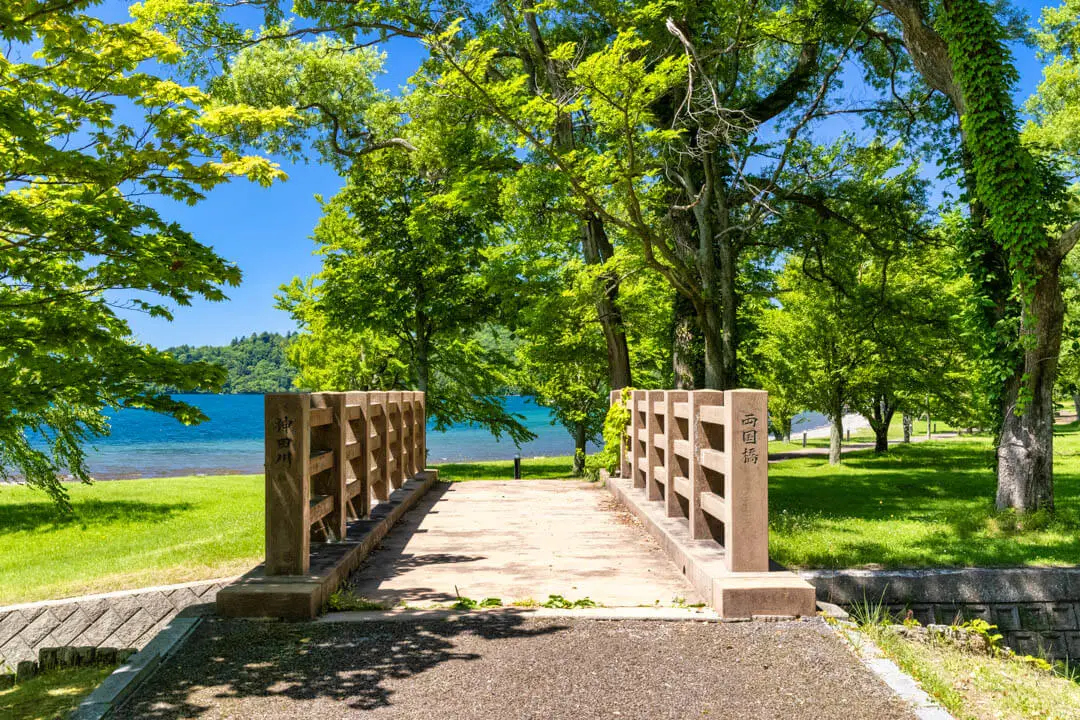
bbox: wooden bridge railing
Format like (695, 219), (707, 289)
(610, 388), (769, 573)
(263, 391), (426, 576)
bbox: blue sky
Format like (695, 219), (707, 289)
(123, 0), (1055, 349)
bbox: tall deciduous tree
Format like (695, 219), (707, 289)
(218, 36), (533, 440)
(276, 132), (532, 442)
(874, 0), (1080, 511)
(0, 0), (284, 507)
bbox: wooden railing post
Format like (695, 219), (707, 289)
(630, 389), (646, 489)
(689, 390), (724, 540)
(388, 391), (404, 489)
(663, 390), (688, 519)
(723, 389), (769, 572)
(400, 392), (413, 478)
(369, 391), (389, 501)
(325, 392), (349, 540)
(416, 392), (427, 472)
(645, 390), (664, 501)
(343, 391), (367, 521)
(265, 393), (311, 576)
(408, 391), (420, 476)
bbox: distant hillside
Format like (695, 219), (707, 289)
(166, 332), (298, 393)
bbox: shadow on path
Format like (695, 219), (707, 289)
(114, 615), (568, 718)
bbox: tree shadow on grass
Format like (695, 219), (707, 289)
(114, 615), (570, 718)
(0, 499), (196, 535)
(768, 437), (1080, 568)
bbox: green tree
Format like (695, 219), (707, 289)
(0, 0), (284, 507)
(213, 35), (533, 440)
(759, 142), (958, 461)
(165, 333), (298, 392)
(876, 0), (1080, 511)
(515, 260), (610, 475)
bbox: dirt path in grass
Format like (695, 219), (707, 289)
(768, 432), (961, 463)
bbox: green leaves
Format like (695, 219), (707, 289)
(1, 0), (284, 507)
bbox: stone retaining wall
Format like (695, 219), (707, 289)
(802, 567), (1080, 659)
(0, 578), (232, 672)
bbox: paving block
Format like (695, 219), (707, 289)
(108, 595), (142, 624)
(51, 608), (94, 646)
(0, 629), (34, 665)
(906, 604), (936, 627)
(193, 582), (221, 599)
(992, 604), (1021, 631)
(934, 605), (963, 626)
(75, 600), (110, 625)
(137, 592), (174, 623)
(1039, 632), (1068, 659)
(957, 605), (992, 624)
(167, 587), (201, 611)
(20, 610), (59, 648)
(1050, 603), (1078, 630)
(1018, 604), (1051, 631)
(1009, 631), (1039, 656)
(0, 610), (29, 647)
(1066, 631), (1080, 660)
(50, 604), (78, 623)
(107, 609), (156, 649)
(80, 611), (124, 647)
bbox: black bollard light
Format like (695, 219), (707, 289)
(513, 453), (521, 480)
(802, 431), (807, 448)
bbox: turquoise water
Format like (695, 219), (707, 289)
(86, 394), (597, 478)
(82, 394), (828, 479)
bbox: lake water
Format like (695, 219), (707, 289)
(83, 394), (829, 479)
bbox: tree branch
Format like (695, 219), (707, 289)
(874, 0), (966, 113)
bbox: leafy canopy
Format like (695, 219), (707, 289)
(0, 0), (286, 507)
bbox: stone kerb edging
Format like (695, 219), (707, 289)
(0, 576), (235, 672)
(802, 567), (1080, 659)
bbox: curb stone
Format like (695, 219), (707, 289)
(317, 606), (727, 624)
(70, 616), (202, 720)
(831, 622), (954, 720)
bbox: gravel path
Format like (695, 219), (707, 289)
(116, 615), (916, 719)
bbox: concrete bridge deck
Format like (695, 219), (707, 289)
(344, 480), (701, 608)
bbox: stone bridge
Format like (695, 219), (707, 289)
(217, 389), (815, 620)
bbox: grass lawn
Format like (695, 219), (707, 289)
(0, 475), (263, 605)
(860, 626), (1080, 720)
(4, 424), (1079, 605)
(768, 424), (1080, 568)
(0, 664), (116, 720)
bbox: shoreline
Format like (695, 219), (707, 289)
(6, 419), (871, 484)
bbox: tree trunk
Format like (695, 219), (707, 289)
(829, 411), (843, 465)
(701, 301), (736, 390)
(582, 216), (632, 389)
(926, 397), (932, 440)
(572, 422), (587, 476)
(903, 412), (913, 443)
(866, 395), (897, 454)
(672, 293), (704, 390)
(782, 417), (792, 444)
(1073, 394), (1080, 420)
(995, 258), (1064, 512)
